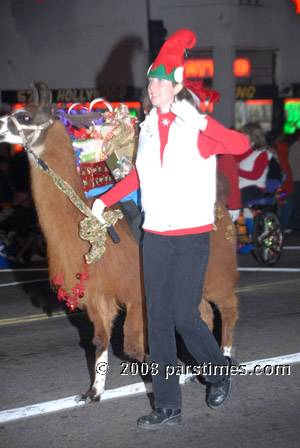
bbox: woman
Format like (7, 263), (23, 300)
(235, 122), (272, 204)
(92, 30), (249, 430)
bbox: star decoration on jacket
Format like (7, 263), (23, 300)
(161, 118), (170, 127)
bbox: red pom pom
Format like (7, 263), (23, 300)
(53, 272), (64, 286)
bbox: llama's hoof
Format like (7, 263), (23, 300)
(75, 393), (101, 404)
(223, 346), (232, 357)
(184, 375), (197, 384)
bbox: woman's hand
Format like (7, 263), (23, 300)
(171, 99), (208, 131)
(92, 198), (106, 223)
(228, 209), (240, 223)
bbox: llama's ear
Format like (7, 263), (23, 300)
(29, 82), (39, 104)
(36, 82), (52, 110)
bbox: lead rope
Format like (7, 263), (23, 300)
(33, 157), (123, 264)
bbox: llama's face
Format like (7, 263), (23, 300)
(0, 82), (54, 148)
(0, 104), (52, 147)
(0, 113), (24, 145)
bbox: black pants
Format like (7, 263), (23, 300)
(142, 231), (228, 409)
(241, 185), (264, 204)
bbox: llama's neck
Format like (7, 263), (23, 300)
(30, 120), (86, 202)
(28, 120), (89, 278)
(29, 120), (87, 233)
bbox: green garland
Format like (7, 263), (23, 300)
(35, 160), (123, 264)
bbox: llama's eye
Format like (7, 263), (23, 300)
(18, 114), (32, 124)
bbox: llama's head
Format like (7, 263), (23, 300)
(0, 82), (55, 150)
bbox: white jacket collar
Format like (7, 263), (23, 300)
(140, 106), (191, 134)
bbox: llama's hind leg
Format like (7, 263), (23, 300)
(199, 298), (214, 332)
(218, 294), (239, 357)
(123, 302), (146, 362)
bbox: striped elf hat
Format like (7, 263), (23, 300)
(147, 29), (196, 83)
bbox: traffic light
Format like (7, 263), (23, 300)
(148, 20), (167, 63)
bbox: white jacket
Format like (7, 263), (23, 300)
(136, 108), (216, 232)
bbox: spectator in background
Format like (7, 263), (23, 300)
(0, 191), (46, 263)
(273, 132), (294, 232)
(288, 129), (300, 231)
(10, 150), (31, 194)
(0, 155), (13, 208)
(235, 123), (271, 203)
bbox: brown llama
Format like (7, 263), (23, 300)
(0, 82), (238, 402)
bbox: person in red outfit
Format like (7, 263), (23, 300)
(235, 123), (272, 204)
(92, 30), (249, 429)
(274, 132), (294, 230)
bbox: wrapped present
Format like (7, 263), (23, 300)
(103, 123), (138, 181)
(103, 103), (138, 133)
(105, 151), (120, 174)
(80, 161), (115, 192)
(109, 155), (133, 182)
(72, 100), (118, 164)
(72, 138), (106, 163)
(103, 124), (136, 157)
(58, 99), (137, 186)
(93, 123), (117, 140)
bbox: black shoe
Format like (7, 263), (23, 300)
(137, 408), (181, 430)
(207, 357), (236, 409)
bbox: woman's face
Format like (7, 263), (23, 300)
(147, 78), (182, 113)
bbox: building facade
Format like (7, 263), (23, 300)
(0, 0), (300, 131)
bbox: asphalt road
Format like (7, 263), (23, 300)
(0, 231), (300, 448)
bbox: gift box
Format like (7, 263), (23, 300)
(58, 99), (138, 188)
(105, 151), (120, 174)
(106, 150), (134, 181)
(103, 103), (138, 134)
(79, 161), (115, 192)
(93, 124), (117, 140)
(104, 125), (137, 182)
(109, 154), (133, 182)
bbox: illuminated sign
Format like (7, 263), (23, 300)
(284, 99), (300, 134)
(292, 0), (300, 13)
(12, 101), (141, 113)
(236, 85), (256, 99)
(233, 58), (251, 77)
(184, 58), (251, 78)
(184, 59), (214, 78)
(246, 99), (273, 106)
(235, 84), (278, 100)
(1, 86), (143, 105)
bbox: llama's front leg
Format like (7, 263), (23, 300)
(76, 348), (109, 403)
(76, 301), (112, 403)
(93, 348), (109, 397)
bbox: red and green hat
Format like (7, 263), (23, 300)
(147, 29), (196, 83)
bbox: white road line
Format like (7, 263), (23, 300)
(282, 246), (300, 250)
(0, 279), (48, 288)
(0, 352), (299, 424)
(238, 267), (300, 272)
(1, 267), (300, 277)
(1, 268), (300, 289)
(0, 268), (49, 272)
